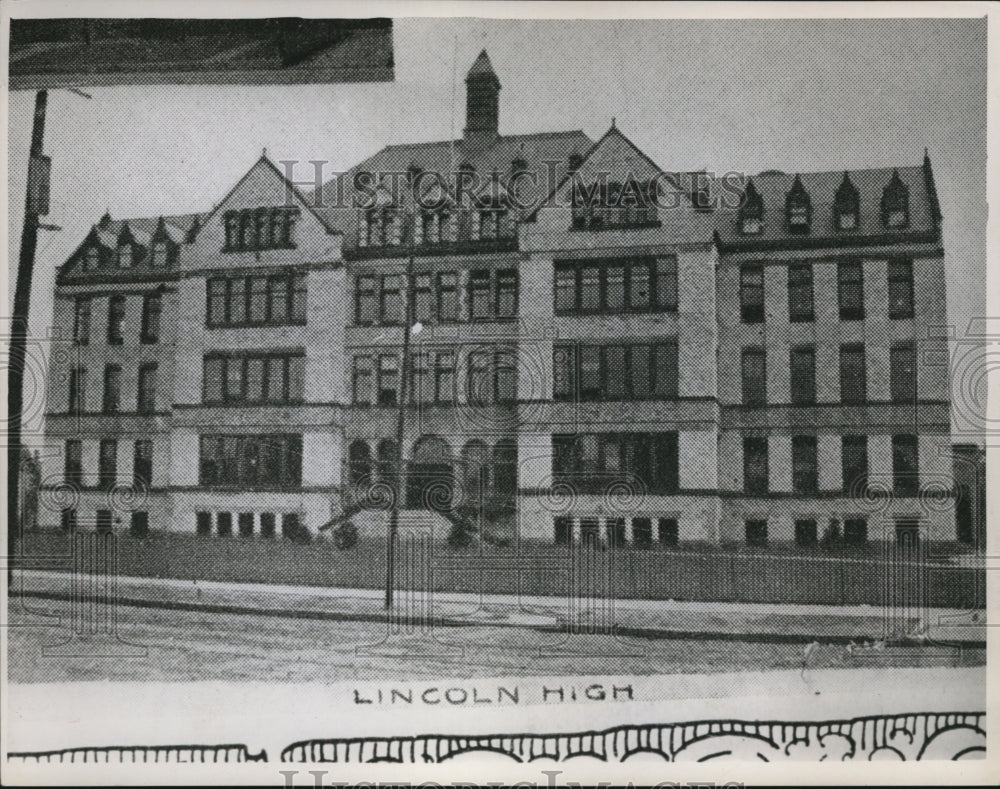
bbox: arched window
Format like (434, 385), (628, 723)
(881, 169), (909, 229)
(737, 179), (763, 235)
(376, 438), (399, 488)
(785, 174), (811, 233)
(834, 171), (859, 231)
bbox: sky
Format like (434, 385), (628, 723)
(6, 16), (988, 442)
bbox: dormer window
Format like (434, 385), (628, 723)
(511, 157), (527, 175)
(84, 246), (100, 270)
(151, 240), (168, 267)
(417, 210), (451, 244)
(359, 208), (402, 247)
(737, 179), (763, 235)
(785, 175), (811, 234)
(117, 243), (133, 268)
(477, 208), (508, 240)
(881, 170), (909, 229)
(223, 207), (299, 252)
(834, 171), (859, 231)
(568, 153), (583, 172)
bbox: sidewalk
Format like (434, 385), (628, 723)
(12, 569), (987, 645)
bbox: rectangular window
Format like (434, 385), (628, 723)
(495, 349), (517, 403)
(579, 345), (601, 400)
(249, 277), (268, 323)
(133, 439), (153, 488)
(741, 348), (767, 405)
(580, 266), (601, 311)
(196, 511), (213, 536)
(839, 345), (867, 403)
(888, 259), (914, 319)
(84, 247), (100, 270)
(437, 272), (459, 321)
(203, 357), (224, 403)
(287, 355), (305, 403)
(787, 264), (814, 322)
(352, 356), (372, 404)
(259, 512), (276, 538)
(199, 434), (303, 488)
(740, 265), (765, 323)
(553, 345), (575, 401)
(842, 435), (868, 494)
(378, 354), (399, 406)
(238, 512), (254, 537)
(631, 345), (652, 399)
(795, 519), (817, 546)
(73, 298), (91, 345)
(632, 517), (652, 546)
(224, 278), (245, 325)
(892, 434), (919, 496)
(653, 341), (679, 398)
(96, 510), (113, 532)
(555, 266), (577, 313)
(656, 256), (679, 311)
(435, 351), (456, 403)
(265, 356), (286, 403)
(745, 519), (768, 547)
(891, 343), (917, 403)
(411, 273), (433, 323)
(605, 345), (627, 399)
(630, 260), (652, 309)
(141, 293), (161, 343)
(291, 274), (307, 322)
(138, 363), (157, 413)
(469, 270), (492, 320)
(69, 367), (86, 413)
(269, 276), (289, 323)
(99, 439), (117, 487)
(107, 295), (125, 344)
(657, 518), (679, 546)
(792, 435), (818, 493)
(65, 439), (82, 484)
(467, 350), (491, 406)
(838, 261), (865, 320)
(117, 244), (133, 269)
(606, 263), (626, 311)
(743, 437), (768, 493)
(355, 275), (377, 324)
(790, 347), (816, 405)
(102, 364), (121, 413)
(844, 517), (868, 544)
(654, 433), (680, 493)
(245, 356), (265, 402)
(496, 269), (518, 318)
(217, 512), (233, 537)
(411, 352), (433, 404)
(225, 357), (243, 401)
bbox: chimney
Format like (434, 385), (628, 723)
(464, 50), (500, 147)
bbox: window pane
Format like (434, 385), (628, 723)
(287, 355), (305, 402)
(892, 435), (919, 496)
(470, 271), (491, 319)
(379, 355), (399, 405)
(435, 351), (455, 403)
(743, 437), (768, 492)
(352, 356), (372, 404)
(740, 265), (764, 322)
(246, 357), (265, 402)
(553, 346), (575, 400)
(630, 261), (651, 308)
(792, 435), (817, 493)
(103, 365), (121, 413)
(606, 265), (625, 311)
(840, 346), (866, 403)
(581, 267), (601, 311)
(788, 264), (813, 321)
(225, 357), (243, 401)
(579, 346), (601, 399)
(356, 275), (377, 324)
(605, 346), (626, 398)
(467, 350), (491, 405)
(838, 262), (864, 320)
(631, 345), (651, 398)
(842, 435), (868, 494)
(229, 278), (246, 324)
(267, 277), (289, 323)
(380, 275), (403, 324)
(249, 277), (268, 322)
(438, 273), (458, 321)
(654, 342), (678, 398)
(138, 364), (157, 412)
(656, 256), (678, 310)
(413, 273), (433, 322)
(891, 344), (916, 402)
(497, 270), (517, 318)
(790, 347), (816, 404)
(496, 350), (517, 402)
(291, 274), (308, 322)
(888, 260), (914, 319)
(555, 267), (576, 312)
(266, 357), (287, 402)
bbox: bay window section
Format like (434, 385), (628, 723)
(199, 434), (302, 488)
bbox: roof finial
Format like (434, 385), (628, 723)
(262, 146), (268, 159)
(611, 116), (616, 128)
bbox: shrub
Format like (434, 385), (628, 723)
(446, 518), (476, 549)
(332, 520), (359, 550)
(821, 520), (843, 548)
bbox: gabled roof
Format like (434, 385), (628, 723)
(466, 49), (499, 82)
(313, 129), (593, 243)
(713, 162), (940, 249)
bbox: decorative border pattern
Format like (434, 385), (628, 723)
(7, 744), (267, 764)
(281, 712), (985, 763)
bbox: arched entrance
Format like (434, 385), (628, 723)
(407, 435), (455, 511)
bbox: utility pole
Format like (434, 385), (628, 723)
(8, 90), (49, 585)
(385, 253), (415, 609)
